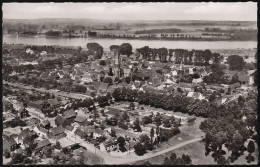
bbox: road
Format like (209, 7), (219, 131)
(3, 80), (92, 100)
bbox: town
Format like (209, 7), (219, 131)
(2, 41), (258, 165)
(2, 2), (258, 166)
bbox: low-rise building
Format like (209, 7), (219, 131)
(17, 107), (29, 118)
(48, 99), (60, 108)
(3, 136), (18, 152)
(100, 137), (117, 151)
(41, 120), (51, 129)
(49, 126), (66, 139)
(18, 128), (35, 143)
(187, 92), (206, 100)
(35, 139), (51, 153)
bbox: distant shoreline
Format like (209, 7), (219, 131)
(3, 34), (257, 42)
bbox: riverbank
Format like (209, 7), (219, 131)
(3, 36), (257, 50)
(3, 34), (257, 42)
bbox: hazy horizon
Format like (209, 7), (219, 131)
(3, 18), (257, 22)
(3, 2), (257, 21)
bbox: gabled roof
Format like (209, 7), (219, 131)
(238, 74), (249, 82)
(63, 109), (76, 119)
(74, 128), (85, 137)
(107, 107), (125, 116)
(204, 67), (212, 74)
(230, 82), (241, 88)
(103, 137), (117, 147)
(40, 72), (50, 80)
(50, 126), (65, 136)
(55, 115), (66, 125)
(82, 126), (95, 133)
(74, 116), (87, 123)
(132, 81), (141, 88)
(42, 120), (50, 126)
(192, 92), (201, 99)
(48, 99), (60, 106)
(18, 128), (33, 140)
(94, 129), (105, 135)
(65, 125), (74, 131)
(4, 136), (17, 145)
(124, 68), (131, 74)
(187, 92), (194, 97)
(17, 107), (26, 113)
(99, 82), (109, 91)
(36, 139), (51, 149)
(110, 76), (118, 83)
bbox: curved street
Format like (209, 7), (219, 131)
(68, 134), (202, 165)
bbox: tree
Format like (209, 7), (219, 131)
(217, 155), (229, 165)
(247, 141), (255, 154)
(139, 134), (150, 144)
(182, 154), (192, 164)
(142, 116), (152, 125)
(246, 114), (256, 132)
(211, 53), (223, 64)
(111, 129), (117, 137)
(10, 153), (26, 164)
(129, 102), (135, 110)
(150, 128), (154, 142)
(119, 43), (132, 56)
(164, 156), (172, 165)
(134, 142), (146, 156)
(110, 45), (119, 51)
(122, 112), (129, 121)
(87, 43), (103, 59)
(204, 49), (212, 65)
(117, 136), (126, 148)
(170, 153), (177, 162)
(99, 60), (106, 66)
(62, 147), (70, 154)
(56, 141), (61, 149)
(237, 96), (245, 106)
(227, 55), (245, 71)
(108, 67), (113, 76)
(136, 46), (150, 60)
(163, 119), (171, 128)
(103, 77), (113, 86)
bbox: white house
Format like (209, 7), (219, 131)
(100, 137), (117, 152)
(26, 48), (34, 55)
(189, 68), (194, 74)
(187, 92), (205, 100)
(40, 51), (47, 56)
(171, 70), (178, 76)
(192, 78), (203, 83)
(249, 76), (254, 85)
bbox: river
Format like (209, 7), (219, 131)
(3, 35), (257, 50)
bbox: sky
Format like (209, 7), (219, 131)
(2, 2), (257, 21)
